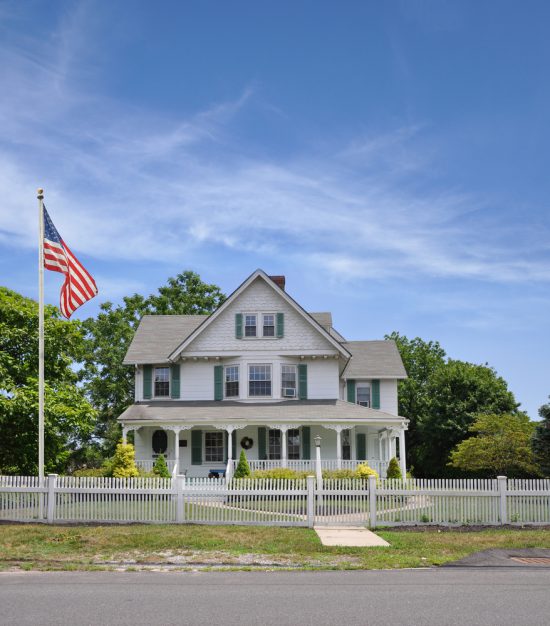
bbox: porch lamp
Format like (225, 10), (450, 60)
(314, 435), (322, 448)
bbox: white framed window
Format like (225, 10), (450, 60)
(154, 367), (170, 397)
(281, 364), (297, 398)
(205, 431), (224, 462)
(262, 313), (275, 337)
(225, 365), (239, 398)
(249, 364), (272, 397)
(356, 384), (371, 407)
(245, 314), (257, 337)
(342, 429), (351, 460)
(268, 429), (281, 459)
(288, 429), (300, 459)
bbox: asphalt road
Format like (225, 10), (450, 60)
(1, 569), (550, 626)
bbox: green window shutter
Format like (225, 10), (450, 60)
(346, 379), (356, 403)
(214, 365), (223, 401)
(232, 431), (237, 460)
(356, 433), (366, 460)
(258, 427), (267, 460)
(276, 312), (284, 338)
(372, 379), (380, 409)
(170, 364), (180, 399)
(298, 364), (308, 400)
(235, 313), (243, 339)
(143, 365), (152, 400)
(302, 426), (311, 460)
(191, 430), (202, 465)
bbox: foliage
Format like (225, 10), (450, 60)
(153, 454), (171, 478)
(72, 467), (106, 477)
(0, 287), (96, 475)
(110, 443), (139, 478)
(448, 413), (540, 477)
(387, 332), (520, 477)
(233, 450), (251, 478)
(532, 397), (550, 477)
(80, 271), (226, 455)
(355, 463), (379, 480)
(386, 457), (402, 479)
(322, 469), (356, 479)
(250, 468), (310, 480)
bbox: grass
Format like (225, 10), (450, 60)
(0, 524), (549, 571)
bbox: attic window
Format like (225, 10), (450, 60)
(245, 314), (257, 337)
(263, 314), (275, 337)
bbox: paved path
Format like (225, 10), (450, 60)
(1, 569), (550, 626)
(314, 525), (390, 546)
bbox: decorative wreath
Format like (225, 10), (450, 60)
(240, 437), (254, 450)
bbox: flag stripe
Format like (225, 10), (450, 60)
(42, 206), (97, 318)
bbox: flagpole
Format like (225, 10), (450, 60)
(37, 188), (45, 481)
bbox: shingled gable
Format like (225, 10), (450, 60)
(167, 269), (352, 361)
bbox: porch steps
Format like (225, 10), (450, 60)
(314, 526), (390, 547)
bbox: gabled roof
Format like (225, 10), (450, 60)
(123, 315), (206, 365)
(341, 340), (407, 379)
(167, 269), (351, 361)
(118, 399), (406, 424)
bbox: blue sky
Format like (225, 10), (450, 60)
(0, 1), (549, 419)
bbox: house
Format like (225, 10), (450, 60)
(118, 270), (409, 478)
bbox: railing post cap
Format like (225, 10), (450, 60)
(47, 473), (58, 477)
(497, 475), (507, 480)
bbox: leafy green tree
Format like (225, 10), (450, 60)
(110, 442), (139, 478)
(0, 287), (96, 475)
(153, 453), (171, 478)
(532, 398), (550, 476)
(386, 457), (402, 479)
(233, 450), (251, 478)
(81, 271), (226, 454)
(448, 413), (539, 477)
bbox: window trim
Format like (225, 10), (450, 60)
(153, 366), (170, 398)
(204, 430), (225, 463)
(224, 364), (240, 399)
(356, 382), (371, 407)
(281, 363), (298, 399)
(248, 363), (273, 398)
(262, 312), (275, 337)
(244, 313), (257, 337)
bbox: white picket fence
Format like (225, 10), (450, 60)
(1, 474), (549, 527)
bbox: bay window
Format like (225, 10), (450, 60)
(249, 364), (272, 397)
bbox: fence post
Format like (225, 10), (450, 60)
(497, 475), (507, 525)
(368, 475), (377, 529)
(47, 474), (57, 524)
(176, 474), (185, 523)
(306, 475), (315, 528)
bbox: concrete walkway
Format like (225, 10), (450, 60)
(314, 526), (390, 547)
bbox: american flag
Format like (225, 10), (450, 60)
(43, 206), (98, 318)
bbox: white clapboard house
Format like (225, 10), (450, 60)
(119, 270), (408, 478)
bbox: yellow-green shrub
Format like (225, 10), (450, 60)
(355, 463), (379, 480)
(111, 443), (139, 478)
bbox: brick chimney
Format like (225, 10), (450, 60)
(269, 275), (286, 291)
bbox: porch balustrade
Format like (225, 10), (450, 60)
(135, 459), (178, 476)
(228, 459), (390, 477)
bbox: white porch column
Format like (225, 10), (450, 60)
(227, 427), (234, 462)
(173, 428), (180, 474)
(336, 429), (342, 469)
(378, 433), (383, 461)
(122, 426), (130, 445)
(398, 428), (406, 477)
(272, 424), (291, 468)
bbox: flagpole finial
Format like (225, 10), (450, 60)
(37, 188), (44, 199)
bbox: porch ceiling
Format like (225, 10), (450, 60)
(118, 399), (406, 426)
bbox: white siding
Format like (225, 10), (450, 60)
(379, 379), (398, 415)
(181, 361), (215, 400)
(307, 359), (339, 399)
(186, 277), (336, 353)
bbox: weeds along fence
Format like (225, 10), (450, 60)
(0, 474), (549, 527)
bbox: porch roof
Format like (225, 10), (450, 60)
(118, 399), (406, 426)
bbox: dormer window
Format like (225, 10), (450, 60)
(245, 314), (257, 337)
(262, 314), (275, 337)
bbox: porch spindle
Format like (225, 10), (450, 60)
(336, 429), (342, 470)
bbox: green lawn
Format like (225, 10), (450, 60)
(1, 524), (549, 571)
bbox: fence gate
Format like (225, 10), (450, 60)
(314, 478), (371, 526)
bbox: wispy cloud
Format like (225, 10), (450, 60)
(0, 3), (549, 289)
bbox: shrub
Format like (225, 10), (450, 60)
(72, 467), (106, 477)
(322, 469), (356, 479)
(355, 463), (379, 480)
(250, 468), (310, 480)
(233, 450), (251, 478)
(111, 443), (139, 478)
(386, 457), (402, 480)
(153, 454), (171, 478)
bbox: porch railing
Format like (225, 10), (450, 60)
(135, 459), (178, 476)
(228, 459), (390, 477)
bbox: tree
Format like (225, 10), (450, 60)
(110, 442), (139, 478)
(81, 271), (226, 455)
(0, 287), (96, 475)
(153, 453), (171, 478)
(532, 398), (550, 476)
(233, 450), (251, 478)
(448, 413), (539, 477)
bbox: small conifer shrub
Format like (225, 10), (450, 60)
(153, 453), (171, 478)
(233, 450), (251, 479)
(386, 457), (403, 480)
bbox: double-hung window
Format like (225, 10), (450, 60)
(245, 314), (257, 337)
(249, 364), (272, 397)
(154, 367), (170, 397)
(268, 429), (281, 460)
(225, 365), (239, 398)
(205, 432), (224, 462)
(342, 429), (351, 460)
(281, 365), (297, 398)
(262, 314), (275, 337)
(287, 429), (300, 459)
(356, 384), (371, 407)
